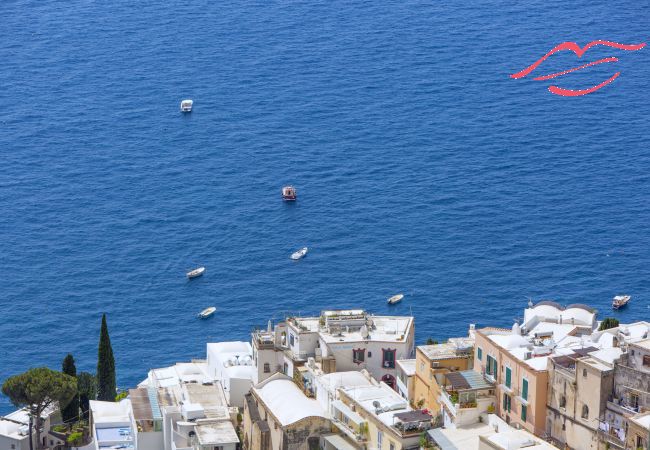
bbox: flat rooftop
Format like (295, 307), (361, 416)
(342, 384), (410, 428)
(633, 338), (650, 350)
(184, 383), (228, 408)
(196, 420), (240, 445)
(418, 337), (474, 360)
(397, 359), (416, 376)
(289, 310), (414, 344)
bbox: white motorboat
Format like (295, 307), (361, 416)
(612, 295), (631, 310)
(187, 267), (205, 279)
(387, 293), (404, 305)
(198, 307), (216, 319)
(291, 247), (308, 260)
(180, 99), (193, 112)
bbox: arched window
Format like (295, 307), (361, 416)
(382, 374), (396, 390)
(559, 395), (566, 408)
(581, 405), (589, 419)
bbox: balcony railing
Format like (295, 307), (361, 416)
(331, 418), (367, 443)
(597, 430), (626, 449)
(439, 391), (457, 416)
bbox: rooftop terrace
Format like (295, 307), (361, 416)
(418, 337), (474, 361)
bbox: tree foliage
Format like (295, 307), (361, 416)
(2, 367), (77, 450)
(96, 313), (116, 401)
(77, 372), (97, 420)
(599, 317), (620, 331)
(61, 354), (79, 423)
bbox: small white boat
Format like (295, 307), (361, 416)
(198, 307), (216, 319)
(612, 295), (631, 310)
(387, 294), (404, 305)
(186, 267), (205, 279)
(291, 247), (308, 260)
(180, 99), (193, 112)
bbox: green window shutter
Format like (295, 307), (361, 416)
(505, 367), (512, 388)
(503, 393), (508, 410)
(522, 379), (528, 400)
(521, 405), (527, 422)
(477, 347), (482, 360)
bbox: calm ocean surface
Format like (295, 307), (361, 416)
(1, 0), (648, 412)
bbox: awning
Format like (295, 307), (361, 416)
(323, 434), (358, 450)
(331, 400), (364, 425)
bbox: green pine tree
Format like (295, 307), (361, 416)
(96, 314), (116, 401)
(598, 317), (620, 331)
(61, 354), (79, 423)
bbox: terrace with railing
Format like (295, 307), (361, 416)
(438, 370), (495, 427)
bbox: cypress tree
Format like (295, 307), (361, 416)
(96, 314), (116, 401)
(61, 354), (79, 423)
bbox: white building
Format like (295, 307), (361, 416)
(89, 360), (240, 450)
(252, 309), (415, 389)
(141, 361), (239, 450)
(427, 414), (557, 450)
(0, 407), (62, 450)
(312, 370), (376, 414)
(206, 341), (254, 408)
(395, 359), (415, 402)
(89, 399), (136, 450)
(336, 382), (432, 450)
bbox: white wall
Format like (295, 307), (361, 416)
(287, 326), (319, 359)
(137, 431), (164, 450)
(228, 378), (254, 408)
(326, 340), (413, 383)
(0, 435), (28, 450)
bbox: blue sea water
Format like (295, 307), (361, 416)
(0, 0), (648, 413)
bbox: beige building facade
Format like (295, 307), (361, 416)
(412, 337), (474, 415)
(545, 348), (616, 450)
(242, 373), (332, 450)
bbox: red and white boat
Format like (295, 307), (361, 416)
(282, 186), (297, 201)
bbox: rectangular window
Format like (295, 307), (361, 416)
(289, 334), (295, 346)
(486, 355), (498, 379)
(477, 347), (483, 361)
(382, 349), (396, 369)
(643, 355), (650, 367)
(503, 393), (511, 412)
(389, 442), (395, 450)
(505, 367), (512, 388)
(522, 378), (528, 400)
(377, 430), (383, 449)
(521, 404), (527, 422)
(264, 363), (270, 373)
(353, 348), (365, 364)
